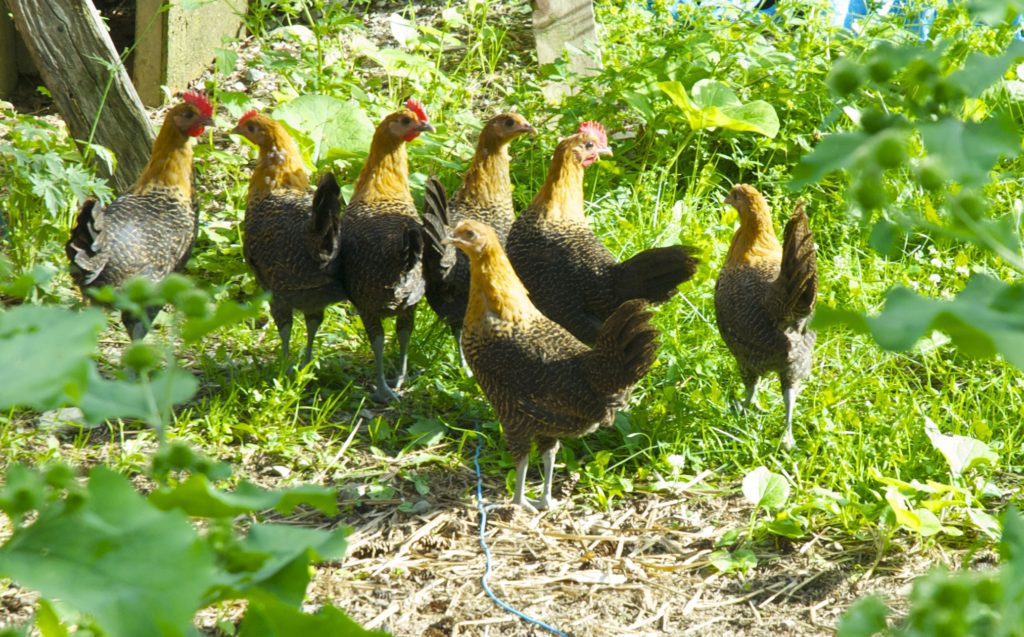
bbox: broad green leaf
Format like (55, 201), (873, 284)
(708, 548), (758, 574)
(924, 417), (998, 477)
(765, 516), (805, 539)
(0, 306), (105, 412)
(407, 418), (447, 447)
(181, 300), (261, 343)
(149, 474), (337, 518)
(214, 47), (238, 76)
(789, 131), (870, 188)
(967, 508), (1002, 540)
(273, 95), (374, 166)
(742, 466), (790, 510)
(240, 593), (389, 637)
(919, 114), (1020, 186)
(837, 595), (889, 637)
(814, 275), (1024, 370)
(0, 468), (217, 637)
(968, 0), (1024, 26)
(229, 524), (349, 605)
(949, 42), (1024, 98)
(886, 487), (942, 537)
(658, 80), (779, 138)
(78, 366), (199, 427)
(35, 599), (68, 637)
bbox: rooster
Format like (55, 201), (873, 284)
(420, 112), (535, 369)
(232, 110), (347, 367)
(335, 99), (434, 402)
(452, 219), (658, 511)
(715, 184), (817, 449)
(506, 121), (699, 345)
(66, 91), (214, 339)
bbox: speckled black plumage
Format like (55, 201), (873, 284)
(66, 187), (197, 338)
(243, 173), (347, 365)
(715, 186), (817, 448)
(454, 219), (658, 509)
(506, 129), (699, 345)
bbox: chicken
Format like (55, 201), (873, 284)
(505, 121), (699, 345)
(452, 219), (658, 511)
(66, 91), (214, 339)
(335, 99), (434, 402)
(420, 112), (535, 369)
(715, 184), (817, 449)
(232, 110), (348, 367)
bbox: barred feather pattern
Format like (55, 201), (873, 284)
(66, 187), (197, 289)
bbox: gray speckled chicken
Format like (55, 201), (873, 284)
(506, 121), (699, 345)
(420, 112), (535, 369)
(453, 219), (658, 511)
(65, 91), (214, 339)
(232, 111), (347, 367)
(335, 99), (434, 402)
(714, 184), (817, 449)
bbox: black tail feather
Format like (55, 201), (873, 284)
(770, 201), (817, 325)
(585, 300), (659, 397)
(613, 245), (700, 305)
(311, 172), (344, 263)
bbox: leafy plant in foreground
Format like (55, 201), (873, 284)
(839, 508), (1024, 637)
(797, 1), (1024, 370)
(0, 267), (382, 635)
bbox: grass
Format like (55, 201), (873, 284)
(2, 0), (1022, 567)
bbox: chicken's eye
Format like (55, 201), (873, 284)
(247, 123), (256, 133)
(401, 117), (412, 125)
(584, 141), (594, 150)
(184, 111), (194, 119)
(504, 118), (515, 127)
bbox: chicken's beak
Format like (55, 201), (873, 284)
(197, 115), (215, 128)
(520, 124), (537, 135)
(231, 123), (244, 135)
(418, 121), (436, 133)
(598, 146), (613, 158)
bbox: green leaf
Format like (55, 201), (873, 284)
(228, 524), (348, 605)
(407, 418), (447, 447)
(708, 548), (758, 574)
(742, 466), (790, 510)
(816, 275), (1024, 370)
(658, 79), (779, 138)
(0, 467), (217, 637)
(273, 95), (375, 166)
(240, 593), (390, 637)
(149, 474), (338, 518)
(0, 306), (105, 412)
(919, 114), (1020, 186)
(886, 487), (942, 537)
(181, 299), (261, 343)
(967, 508), (1002, 540)
(968, 0), (1024, 26)
(35, 599), (68, 637)
(78, 366), (199, 427)
(214, 47), (239, 76)
(949, 42), (1024, 98)
(837, 595), (889, 637)
(789, 131), (870, 189)
(923, 417), (998, 477)
(765, 516), (805, 539)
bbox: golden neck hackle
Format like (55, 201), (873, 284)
(132, 119), (194, 200)
(351, 128), (412, 206)
(725, 194), (782, 268)
(247, 122), (309, 206)
(527, 143), (585, 224)
(458, 139), (512, 207)
(465, 240), (538, 330)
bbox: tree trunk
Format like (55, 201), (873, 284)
(5, 0), (155, 193)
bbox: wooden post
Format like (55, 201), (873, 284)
(0, 6), (18, 97)
(532, 0), (602, 101)
(4, 0), (155, 192)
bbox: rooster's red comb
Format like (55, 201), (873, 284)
(238, 109), (259, 126)
(182, 90), (213, 118)
(405, 98), (428, 123)
(576, 121), (607, 147)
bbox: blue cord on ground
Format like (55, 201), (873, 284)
(473, 422), (571, 637)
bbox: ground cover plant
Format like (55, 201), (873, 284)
(1, 0), (1023, 634)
